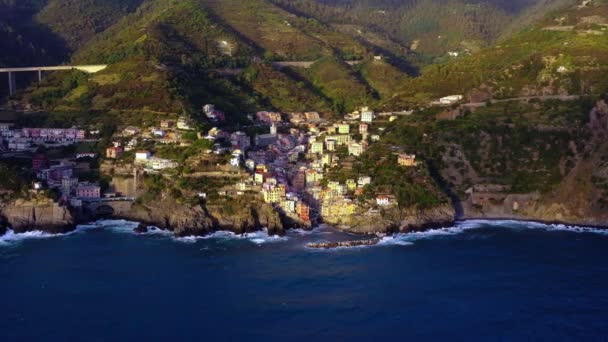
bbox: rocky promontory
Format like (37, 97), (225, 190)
(0, 197), (76, 234)
(326, 204), (456, 234)
(108, 196), (293, 237)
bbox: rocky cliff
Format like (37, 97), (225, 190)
(0, 197), (76, 234)
(112, 197), (288, 237)
(459, 100), (608, 227)
(331, 204), (456, 235)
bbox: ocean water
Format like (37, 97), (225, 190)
(2, 220), (608, 341)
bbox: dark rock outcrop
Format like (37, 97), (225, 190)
(133, 223), (148, 234)
(307, 238), (380, 249)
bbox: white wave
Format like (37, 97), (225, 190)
(377, 236), (414, 246)
(0, 229), (70, 245)
(456, 219), (608, 236)
(84, 220), (172, 237)
(175, 228), (288, 245)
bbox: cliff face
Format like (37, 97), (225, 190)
(332, 204), (455, 235)
(114, 198), (286, 237)
(1, 198), (76, 234)
(460, 100), (608, 227)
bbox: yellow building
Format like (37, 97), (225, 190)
(336, 123), (350, 134)
(263, 185), (286, 203)
(325, 135), (351, 146)
(310, 141), (324, 154)
(398, 153), (417, 166)
(348, 142), (364, 157)
(346, 179), (357, 191)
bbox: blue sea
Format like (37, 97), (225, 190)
(2, 220), (608, 341)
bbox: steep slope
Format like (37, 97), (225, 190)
(11, 0), (410, 116)
(386, 0), (608, 107)
(200, 0), (368, 61)
(0, 2), (68, 67)
(271, 0), (577, 59)
(35, 0), (145, 50)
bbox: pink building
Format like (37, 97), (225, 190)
(76, 184), (101, 199)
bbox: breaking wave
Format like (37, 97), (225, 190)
(0, 229), (67, 245)
(382, 219), (608, 246)
(175, 228), (289, 245)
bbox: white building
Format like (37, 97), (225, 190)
(361, 110), (375, 123)
(135, 151), (152, 163)
(439, 95), (464, 105)
(358, 176), (372, 187)
(177, 117), (194, 130)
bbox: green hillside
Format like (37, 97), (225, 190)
(35, 0), (144, 50)
(386, 0), (608, 107)
(271, 0), (573, 59)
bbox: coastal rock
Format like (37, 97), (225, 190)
(0, 198), (75, 234)
(307, 238), (380, 249)
(333, 204), (456, 234)
(133, 223), (148, 234)
(116, 198), (285, 237)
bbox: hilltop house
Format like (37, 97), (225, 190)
(398, 153), (417, 166)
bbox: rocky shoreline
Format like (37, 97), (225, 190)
(3, 197), (608, 241)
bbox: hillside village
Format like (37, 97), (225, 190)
(0, 98), (434, 230)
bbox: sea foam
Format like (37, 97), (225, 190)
(175, 228), (288, 245)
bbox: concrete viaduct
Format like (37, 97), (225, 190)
(0, 65), (108, 96)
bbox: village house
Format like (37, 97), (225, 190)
(359, 123), (369, 134)
(230, 152), (242, 168)
(361, 109), (375, 123)
(398, 153), (417, 167)
(245, 159), (256, 172)
(296, 202), (310, 222)
(336, 123), (350, 134)
(310, 141), (324, 154)
(263, 184), (286, 203)
(230, 131), (251, 150)
(304, 112), (320, 123)
(255, 133), (278, 147)
(135, 151), (152, 163)
(147, 157), (178, 170)
(177, 117), (194, 130)
(160, 120), (174, 129)
(376, 194), (396, 206)
(325, 139), (336, 152)
(106, 146), (124, 159)
(38, 163), (74, 188)
(358, 176), (372, 187)
(152, 128), (166, 138)
(292, 170), (306, 190)
(76, 183), (101, 199)
(348, 142), (364, 157)
(439, 95), (464, 105)
(61, 177), (79, 195)
(346, 179), (357, 191)
(325, 134), (351, 146)
(256, 111), (282, 123)
(123, 126), (141, 136)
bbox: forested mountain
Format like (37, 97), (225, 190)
(384, 0), (608, 108)
(1, 0), (605, 118)
(271, 0), (578, 57)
